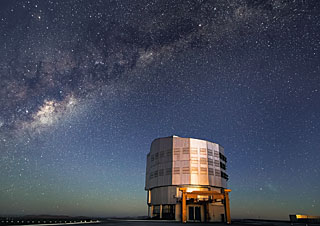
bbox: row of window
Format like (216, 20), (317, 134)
(174, 148), (208, 154)
(149, 168), (226, 179)
(150, 157), (224, 164)
(148, 149), (221, 157)
(174, 148), (220, 156)
(149, 162), (226, 174)
(149, 159), (225, 169)
(149, 149), (225, 161)
(149, 159), (224, 166)
(150, 150), (171, 161)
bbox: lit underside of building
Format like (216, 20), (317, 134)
(145, 136), (231, 223)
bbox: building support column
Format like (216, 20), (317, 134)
(150, 205), (154, 218)
(160, 204), (163, 219)
(224, 189), (231, 224)
(175, 203), (181, 221)
(205, 203), (209, 222)
(180, 188), (187, 223)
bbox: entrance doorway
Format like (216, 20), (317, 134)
(188, 206), (201, 222)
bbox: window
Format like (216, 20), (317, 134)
(200, 157), (207, 164)
(162, 205), (175, 220)
(154, 170), (158, 177)
(221, 172), (229, 180)
(200, 167), (207, 174)
(191, 158), (198, 164)
(220, 162), (226, 170)
(160, 151), (165, 158)
(219, 153), (227, 162)
(214, 151), (219, 157)
(191, 148), (198, 154)
(182, 167), (190, 174)
(191, 167), (198, 173)
(200, 167), (207, 171)
(208, 159), (213, 165)
(165, 168), (172, 175)
(214, 160), (220, 167)
(208, 168), (214, 175)
(208, 149), (213, 156)
(215, 169), (221, 177)
(153, 205), (160, 214)
(182, 148), (189, 154)
(151, 154), (154, 162)
(174, 167), (180, 174)
(158, 169), (164, 176)
(200, 148), (207, 155)
(152, 205), (160, 219)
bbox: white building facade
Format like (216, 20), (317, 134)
(145, 136), (229, 222)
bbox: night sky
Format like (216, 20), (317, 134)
(0, 0), (319, 220)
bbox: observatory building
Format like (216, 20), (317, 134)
(145, 136), (231, 223)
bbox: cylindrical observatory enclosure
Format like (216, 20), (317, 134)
(145, 136), (230, 222)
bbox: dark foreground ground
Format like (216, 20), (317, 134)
(1, 218), (320, 226)
(97, 219), (320, 226)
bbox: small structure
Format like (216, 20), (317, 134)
(145, 136), (231, 223)
(289, 214), (320, 224)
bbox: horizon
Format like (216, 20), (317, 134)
(0, 213), (309, 221)
(0, 0), (319, 221)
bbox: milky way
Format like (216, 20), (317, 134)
(0, 0), (320, 219)
(1, 0), (316, 135)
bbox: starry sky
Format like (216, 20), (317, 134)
(0, 0), (319, 220)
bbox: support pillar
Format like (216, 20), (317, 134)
(224, 189), (231, 224)
(175, 203), (181, 221)
(180, 188), (187, 223)
(150, 205), (154, 218)
(160, 204), (163, 219)
(205, 203), (209, 222)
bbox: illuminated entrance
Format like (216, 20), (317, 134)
(180, 188), (231, 224)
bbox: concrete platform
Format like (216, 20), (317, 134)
(75, 219), (320, 226)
